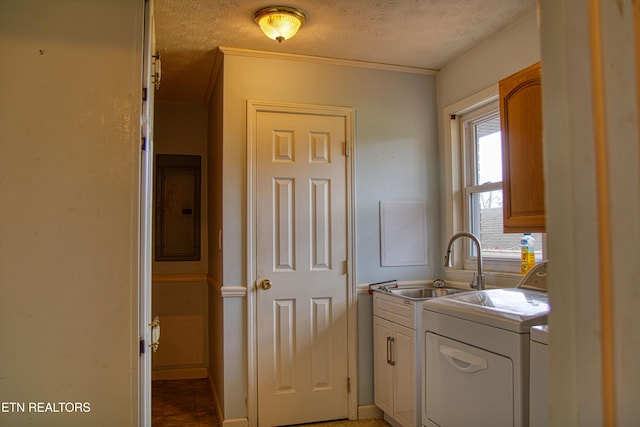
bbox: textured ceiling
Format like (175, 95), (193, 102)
(154, 0), (536, 104)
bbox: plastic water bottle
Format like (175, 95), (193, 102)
(521, 233), (536, 275)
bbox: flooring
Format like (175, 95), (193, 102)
(152, 379), (217, 427)
(152, 378), (390, 427)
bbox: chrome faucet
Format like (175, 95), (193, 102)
(443, 232), (485, 290)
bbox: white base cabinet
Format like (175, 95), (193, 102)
(373, 291), (421, 427)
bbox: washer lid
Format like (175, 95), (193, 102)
(423, 288), (550, 332)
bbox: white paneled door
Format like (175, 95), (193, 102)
(255, 110), (349, 426)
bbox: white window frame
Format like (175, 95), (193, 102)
(460, 102), (521, 273)
(443, 87), (545, 283)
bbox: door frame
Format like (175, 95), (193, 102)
(246, 100), (357, 426)
(138, 0), (155, 425)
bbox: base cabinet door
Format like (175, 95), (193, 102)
(373, 316), (394, 416)
(373, 316), (416, 427)
(392, 324), (416, 427)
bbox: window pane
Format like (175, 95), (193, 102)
(470, 189), (543, 261)
(474, 115), (502, 185)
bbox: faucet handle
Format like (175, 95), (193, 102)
(433, 278), (446, 288)
(470, 272), (478, 289)
(469, 272), (485, 290)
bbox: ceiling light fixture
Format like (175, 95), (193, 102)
(254, 6), (306, 43)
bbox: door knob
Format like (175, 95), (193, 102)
(260, 279), (272, 290)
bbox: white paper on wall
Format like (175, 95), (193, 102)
(380, 200), (428, 266)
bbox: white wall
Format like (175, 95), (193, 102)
(540, 0), (640, 425)
(217, 51), (438, 417)
(436, 10), (540, 111)
(0, 1), (143, 426)
(435, 10), (540, 287)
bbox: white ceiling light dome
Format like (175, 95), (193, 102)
(254, 6), (306, 43)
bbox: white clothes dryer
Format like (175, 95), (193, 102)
(422, 288), (549, 427)
(529, 325), (550, 426)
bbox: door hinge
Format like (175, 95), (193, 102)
(139, 338), (145, 354)
(347, 377), (351, 393)
(141, 136), (147, 151)
(343, 142), (350, 157)
(344, 259), (351, 276)
(142, 87), (148, 102)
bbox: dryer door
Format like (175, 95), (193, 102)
(425, 332), (513, 427)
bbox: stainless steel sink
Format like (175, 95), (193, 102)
(388, 287), (466, 299)
(370, 279), (469, 300)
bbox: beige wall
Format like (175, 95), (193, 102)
(151, 280), (208, 378)
(152, 102), (209, 377)
(153, 102), (209, 276)
(0, 1), (143, 426)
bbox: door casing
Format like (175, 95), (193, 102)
(246, 100), (357, 426)
(139, 0), (155, 425)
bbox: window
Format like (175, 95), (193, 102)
(458, 102), (544, 273)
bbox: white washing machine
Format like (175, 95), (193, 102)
(422, 288), (549, 427)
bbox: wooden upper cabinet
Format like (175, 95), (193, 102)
(499, 62), (545, 233)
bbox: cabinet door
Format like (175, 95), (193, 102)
(499, 62), (545, 233)
(373, 316), (394, 415)
(392, 324), (416, 427)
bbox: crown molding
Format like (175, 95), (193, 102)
(218, 46), (438, 76)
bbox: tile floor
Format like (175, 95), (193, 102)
(152, 379), (218, 427)
(152, 379), (390, 427)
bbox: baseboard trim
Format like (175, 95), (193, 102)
(358, 404), (384, 420)
(151, 367), (208, 380)
(222, 418), (249, 427)
(207, 374), (249, 426)
(208, 371), (225, 427)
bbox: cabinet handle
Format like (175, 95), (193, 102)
(386, 337), (391, 364)
(388, 336), (395, 366)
